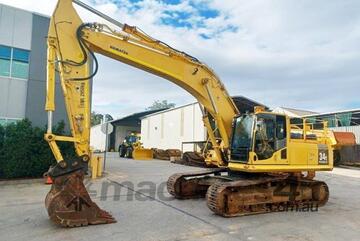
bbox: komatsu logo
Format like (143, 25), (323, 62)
(110, 45), (129, 55)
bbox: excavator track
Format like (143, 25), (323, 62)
(167, 168), (227, 199)
(172, 152), (208, 167)
(206, 176), (329, 217)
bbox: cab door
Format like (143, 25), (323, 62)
(252, 114), (288, 165)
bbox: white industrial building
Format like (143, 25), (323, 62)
(141, 102), (206, 152)
(90, 109), (165, 152)
(140, 96), (268, 152)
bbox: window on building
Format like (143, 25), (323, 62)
(12, 48), (30, 79)
(0, 45), (11, 77)
(0, 45), (30, 79)
(0, 118), (21, 126)
(322, 116), (338, 128)
(351, 112), (360, 125)
(338, 113), (352, 127)
(0, 118), (7, 126)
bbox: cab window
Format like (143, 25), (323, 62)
(254, 114), (287, 160)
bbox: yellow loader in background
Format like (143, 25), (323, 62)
(118, 133), (153, 160)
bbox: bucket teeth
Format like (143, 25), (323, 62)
(45, 170), (116, 228)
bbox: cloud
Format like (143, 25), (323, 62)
(1, 0), (359, 118)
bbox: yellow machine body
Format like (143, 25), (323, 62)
(229, 113), (335, 173)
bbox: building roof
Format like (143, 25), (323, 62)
(140, 102), (199, 118)
(141, 95), (269, 119)
(110, 108), (168, 127)
(232, 95), (269, 113)
(304, 108), (360, 117)
(272, 107), (318, 118)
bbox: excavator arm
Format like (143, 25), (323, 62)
(44, 0), (238, 227)
(46, 0), (238, 167)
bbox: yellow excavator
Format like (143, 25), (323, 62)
(44, 0), (336, 227)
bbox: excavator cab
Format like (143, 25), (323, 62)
(231, 112), (286, 162)
(229, 111), (334, 173)
(253, 113), (287, 160)
(230, 114), (255, 162)
(125, 134), (138, 143)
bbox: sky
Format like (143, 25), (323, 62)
(1, 0), (359, 119)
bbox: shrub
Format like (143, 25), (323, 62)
(0, 124), (4, 177)
(0, 119), (76, 179)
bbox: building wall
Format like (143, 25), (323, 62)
(25, 13), (68, 128)
(0, 4), (32, 124)
(0, 4), (32, 49)
(141, 103), (206, 151)
(0, 4), (68, 128)
(90, 123), (139, 152)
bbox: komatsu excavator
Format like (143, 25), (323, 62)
(44, 0), (335, 227)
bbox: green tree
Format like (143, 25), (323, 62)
(146, 100), (175, 110)
(0, 124), (4, 178)
(91, 111), (113, 126)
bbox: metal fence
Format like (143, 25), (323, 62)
(339, 145), (360, 164)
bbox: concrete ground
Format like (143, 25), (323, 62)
(1, 153), (360, 241)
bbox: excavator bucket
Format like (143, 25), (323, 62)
(45, 170), (116, 227)
(132, 148), (154, 160)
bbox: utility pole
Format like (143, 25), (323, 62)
(103, 116), (108, 172)
(101, 114), (114, 173)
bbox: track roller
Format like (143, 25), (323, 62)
(206, 176), (329, 217)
